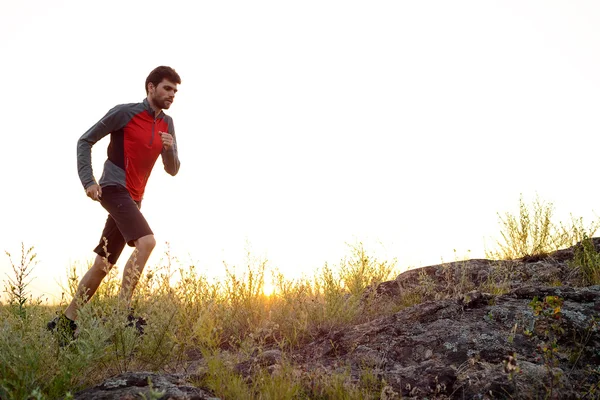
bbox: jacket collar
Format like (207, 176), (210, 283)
(143, 98), (164, 118)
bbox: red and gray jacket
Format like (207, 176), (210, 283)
(77, 98), (180, 201)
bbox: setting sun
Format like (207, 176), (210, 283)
(262, 281), (275, 297)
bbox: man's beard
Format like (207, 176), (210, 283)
(153, 95), (172, 110)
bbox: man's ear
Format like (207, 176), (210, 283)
(147, 82), (155, 94)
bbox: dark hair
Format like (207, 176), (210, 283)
(145, 66), (181, 93)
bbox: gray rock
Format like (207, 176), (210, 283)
(257, 349), (283, 366)
(296, 285), (600, 398)
(74, 371), (215, 400)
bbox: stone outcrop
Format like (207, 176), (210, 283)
(383, 239), (600, 302)
(296, 285), (600, 398)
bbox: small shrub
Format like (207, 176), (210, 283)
(528, 295), (565, 397)
(302, 366), (381, 399)
(570, 234), (600, 285)
(201, 354), (253, 399)
(487, 195), (556, 260)
(3, 243), (38, 318)
(251, 362), (303, 400)
(338, 242), (397, 297)
(487, 194), (600, 260)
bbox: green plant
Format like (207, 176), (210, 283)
(556, 214), (600, 251)
(568, 316), (598, 375)
(201, 354), (253, 399)
(338, 242), (397, 297)
(251, 362), (303, 400)
(0, 300), (106, 399)
(487, 195), (600, 261)
(528, 295), (565, 398)
(581, 365), (600, 398)
(487, 195), (556, 260)
(268, 272), (314, 348)
(220, 252), (269, 345)
(139, 377), (166, 400)
(569, 234), (600, 285)
(3, 243), (38, 318)
(302, 366), (381, 399)
(416, 269), (436, 299)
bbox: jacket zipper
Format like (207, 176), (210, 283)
(149, 117), (156, 146)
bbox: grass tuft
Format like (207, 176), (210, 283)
(486, 194), (600, 260)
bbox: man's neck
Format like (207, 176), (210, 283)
(147, 96), (162, 115)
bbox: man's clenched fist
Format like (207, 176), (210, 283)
(86, 184), (102, 201)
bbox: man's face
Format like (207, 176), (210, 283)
(149, 79), (178, 110)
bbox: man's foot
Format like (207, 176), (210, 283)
(47, 313), (77, 346)
(126, 310), (147, 336)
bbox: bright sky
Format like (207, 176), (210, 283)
(1, 0), (600, 303)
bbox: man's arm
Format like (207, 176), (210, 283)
(77, 105), (125, 190)
(160, 118), (181, 176)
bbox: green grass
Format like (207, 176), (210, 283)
(1, 195), (599, 399)
(570, 234), (600, 285)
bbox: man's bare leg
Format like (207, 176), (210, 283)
(64, 255), (113, 320)
(118, 234), (156, 309)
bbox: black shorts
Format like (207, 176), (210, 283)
(93, 185), (153, 264)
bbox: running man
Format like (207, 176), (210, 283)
(48, 66), (182, 341)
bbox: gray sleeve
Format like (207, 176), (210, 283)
(161, 117), (181, 176)
(77, 105), (126, 189)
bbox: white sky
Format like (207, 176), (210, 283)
(1, 0), (600, 303)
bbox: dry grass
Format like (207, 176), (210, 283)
(0, 242), (398, 399)
(486, 194), (600, 261)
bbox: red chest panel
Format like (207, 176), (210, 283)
(122, 112), (169, 200)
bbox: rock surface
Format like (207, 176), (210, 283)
(291, 240), (600, 398)
(73, 372), (214, 400)
(297, 285), (600, 398)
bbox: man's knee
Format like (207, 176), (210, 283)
(135, 235), (156, 252)
(92, 255), (114, 276)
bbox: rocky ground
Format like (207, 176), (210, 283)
(75, 241), (600, 399)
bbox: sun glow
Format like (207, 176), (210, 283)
(262, 281), (275, 297)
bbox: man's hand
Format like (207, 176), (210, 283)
(86, 184), (102, 201)
(159, 131), (174, 150)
